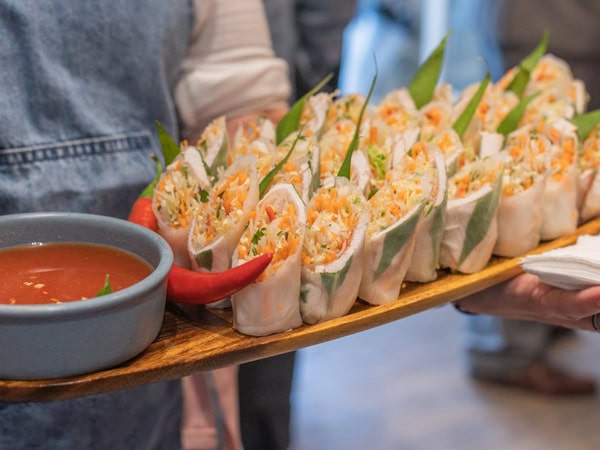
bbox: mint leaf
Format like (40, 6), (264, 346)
(95, 274), (113, 297)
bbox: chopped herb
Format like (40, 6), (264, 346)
(199, 188), (209, 203)
(251, 227), (266, 245)
(95, 274), (113, 297)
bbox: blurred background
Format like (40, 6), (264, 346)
(277, 1), (600, 449)
(290, 306), (600, 450)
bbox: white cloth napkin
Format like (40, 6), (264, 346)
(519, 235), (600, 290)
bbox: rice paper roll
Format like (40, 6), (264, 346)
(396, 142), (448, 282)
(273, 131), (320, 203)
(300, 92), (334, 139)
(375, 89), (420, 134)
(192, 115), (229, 177)
(323, 93), (370, 132)
(429, 128), (465, 177)
(433, 82), (454, 104)
(152, 148), (211, 268)
(479, 132), (504, 159)
(359, 170), (431, 305)
(539, 118), (579, 239)
(480, 89), (519, 133)
(522, 91), (575, 129)
(419, 101), (454, 141)
(300, 177), (368, 324)
(231, 183), (306, 336)
(318, 119), (371, 194)
(494, 136), (549, 257)
(569, 79), (589, 115)
(188, 154), (259, 273)
(526, 54), (575, 101)
(231, 136), (278, 180)
(362, 122), (396, 196)
(577, 124), (600, 222)
(232, 116), (276, 153)
(440, 157), (504, 274)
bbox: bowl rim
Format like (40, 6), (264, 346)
(0, 212), (173, 319)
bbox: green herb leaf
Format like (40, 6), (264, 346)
(199, 188), (209, 203)
(259, 130), (304, 198)
(276, 73), (334, 144)
(458, 173), (502, 265)
(374, 204), (423, 280)
(338, 65), (378, 179)
(321, 255), (353, 296)
(571, 109), (600, 141)
(251, 227), (266, 245)
(453, 71), (490, 138)
(155, 121), (181, 166)
(194, 249), (213, 271)
(95, 274), (113, 297)
(367, 145), (388, 179)
(430, 191), (448, 267)
(496, 92), (539, 136)
(300, 289), (308, 303)
(505, 31), (549, 98)
(408, 33), (449, 108)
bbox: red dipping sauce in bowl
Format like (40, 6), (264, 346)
(0, 243), (153, 305)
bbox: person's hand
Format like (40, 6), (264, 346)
(454, 273), (600, 332)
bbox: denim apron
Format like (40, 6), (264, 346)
(0, 1), (193, 448)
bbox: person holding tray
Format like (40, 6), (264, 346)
(451, 0), (600, 396)
(0, 1), (288, 449)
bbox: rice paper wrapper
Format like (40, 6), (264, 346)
(188, 155), (260, 307)
(276, 132), (321, 203)
(351, 150), (371, 196)
(301, 92), (333, 139)
(540, 165), (578, 240)
(579, 169), (600, 222)
(300, 177), (369, 324)
(194, 115), (229, 176)
(359, 202), (425, 305)
(479, 132), (504, 159)
(231, 183), (305, 336)
(405, 149), (448, 282)
(440, 176), (502, 274)
(391, 127), (420, 167)
(153, 148), (211, 268)
(232, 116), (276, 149)
(494, 177), (545, 257)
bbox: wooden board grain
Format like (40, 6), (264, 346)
(2, 218), (600, 402)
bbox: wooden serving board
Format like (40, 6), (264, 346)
(3, 218), (600, 402)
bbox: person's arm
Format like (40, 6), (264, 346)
(175, 0), (291, 142)
(454, 273), (600, 332)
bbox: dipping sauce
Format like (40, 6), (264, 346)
(0, 242), (153, 305)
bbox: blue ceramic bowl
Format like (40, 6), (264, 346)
(0, 212), (173, 380)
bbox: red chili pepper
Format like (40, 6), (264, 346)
(265, 205), (276, 222)
(128, 154), (272, 305)
(128, 154), (162, 230)
(166, 254), (272, 304)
